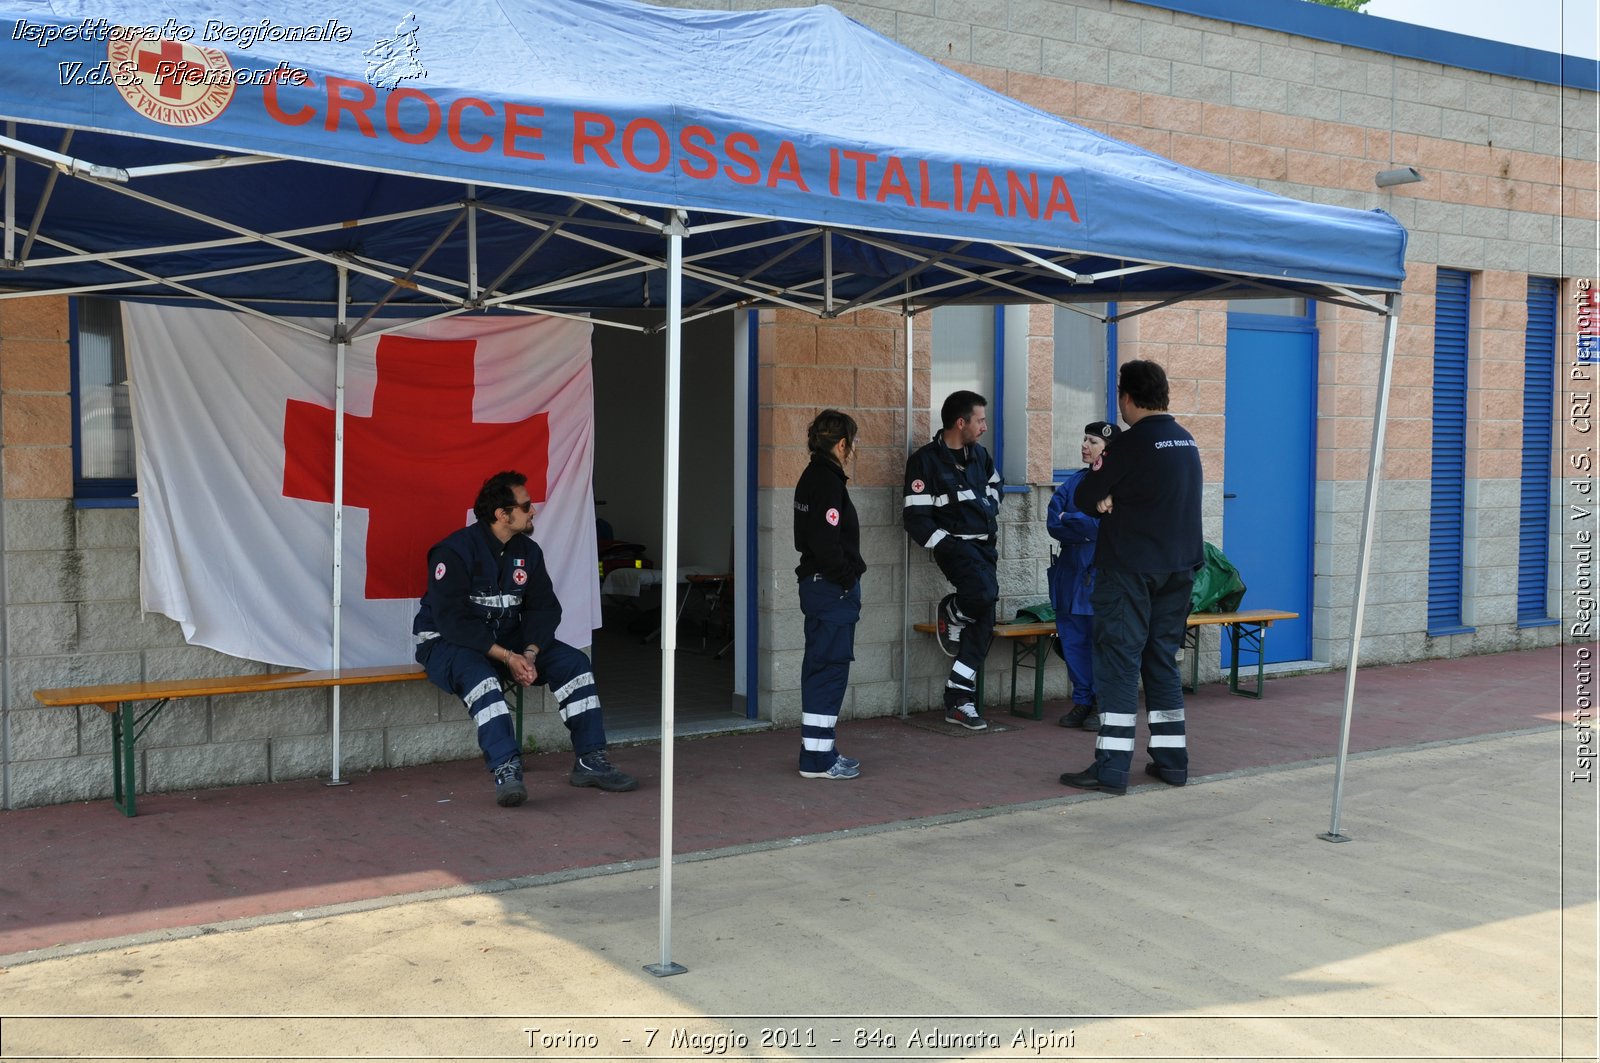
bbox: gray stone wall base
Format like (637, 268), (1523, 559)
(7, 754), (108, 807)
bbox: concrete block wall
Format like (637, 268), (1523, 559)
(758, 479), (1085, 724)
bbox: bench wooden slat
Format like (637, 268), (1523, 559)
(913, 608), (1303, 711)
(1187, 609), (1298, 627)
(917, 611), (1298, 638)
(34, 665), (428, 711)
(912, 621), (1055, 638)
(32, 664), (478, 818)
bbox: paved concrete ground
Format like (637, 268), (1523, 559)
(1, 647), (1595, 1061)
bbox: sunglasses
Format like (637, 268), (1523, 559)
(508, 500), (534, 513)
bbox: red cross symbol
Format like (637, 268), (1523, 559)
(281, 335), (550, 600)
(137, 40), (205, 100)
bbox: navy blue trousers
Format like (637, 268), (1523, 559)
(1088, 567), (1192, 788)
(417, 638), (606, 772)
(933, 540), (998, 710)
(1055, 613), (1095, 706)
(798, 576), (860, 773)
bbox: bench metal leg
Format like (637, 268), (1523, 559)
(1226, 623), (1270, 698)
(112, 704), (133, 817)
(1183, 627), (1201, 692)
(109, 698), (170, 817)
(1031, 637), (1047, 719)
(1008, 641), (1019, 717)
(1007, 636), (1047, 720)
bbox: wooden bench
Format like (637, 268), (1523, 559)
(914, 607), (1301, 716)
(1184, 609), (1301, 699)
(913, 620), (1057, 721)
(34, 666), (525, 817)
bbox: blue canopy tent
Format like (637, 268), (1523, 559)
(0, 0), (1407, 970)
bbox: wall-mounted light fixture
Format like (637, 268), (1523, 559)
(1374, 166), (1424, 188)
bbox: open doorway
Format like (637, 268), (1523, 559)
(587, 310), (755, 739)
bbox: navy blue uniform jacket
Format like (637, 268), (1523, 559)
(1073, 412), (1204, 574)
(902, 434), (1001, 551)
(413, 522), (561, 656)
(794, 453), (866, 589)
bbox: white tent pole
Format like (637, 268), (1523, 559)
(900, 307), (914, 718)
(1320, 292), (1402, 842)
(327, 265), (350, 787)
(4, 122), (15, 264)
(466, 184), (479, 301)
(646, 212), (689, 978)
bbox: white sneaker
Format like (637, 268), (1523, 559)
(936, 617), (964, 656)
(944, 703), (988, 731)
(935, 593), (964, 656)
(799, 759), (861, 780)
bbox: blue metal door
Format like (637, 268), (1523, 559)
(1223, 313), (1315, 662)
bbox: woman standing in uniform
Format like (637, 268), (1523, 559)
(1048, 420), (1120, 732)
(793, 409), (867, 779)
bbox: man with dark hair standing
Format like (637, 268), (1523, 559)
(1061, 361), (1203, 795)
(414, 470), (637, 807)
(903, 390), (1002, 730)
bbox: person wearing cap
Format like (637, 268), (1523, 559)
(1047, 420), (1121, 732)
(1060, 361), (1203, 796)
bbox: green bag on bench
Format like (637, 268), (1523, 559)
(1191, 541), (1246, 613)
(1014, 601), (1055, 624)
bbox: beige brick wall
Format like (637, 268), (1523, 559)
(758, 308), (927, 489)
(0, 298), (73, 500)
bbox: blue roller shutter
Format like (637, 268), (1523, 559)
(1428, 269), (1472, 635)
(1519, 277), (1558, 625)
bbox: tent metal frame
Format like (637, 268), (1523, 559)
(0, 125), (1401, 974)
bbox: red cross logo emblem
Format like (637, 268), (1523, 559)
(137, 40), (204, 99)
(282, 335), (550, 600)
(107, 35), (236, 126)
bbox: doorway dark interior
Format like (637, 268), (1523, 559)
(588, 620), (757, 741)
(588, 309), (755, 741)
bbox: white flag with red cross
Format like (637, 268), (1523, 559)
(123, 304), (599, 669)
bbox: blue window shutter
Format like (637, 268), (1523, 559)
(1518, 277), (1558, 624)
(1427, 269), (1471, 635)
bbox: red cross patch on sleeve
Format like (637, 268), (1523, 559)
(826, 507), (840, 526)
(433, 562), (446, 580)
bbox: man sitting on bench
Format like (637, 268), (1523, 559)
(414, 470), (637, 807)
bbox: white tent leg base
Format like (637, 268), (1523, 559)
(1316, 831), (1352, 843)
(643, 962), (688, 978)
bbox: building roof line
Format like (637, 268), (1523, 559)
(1131, 0), (1598, 93)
